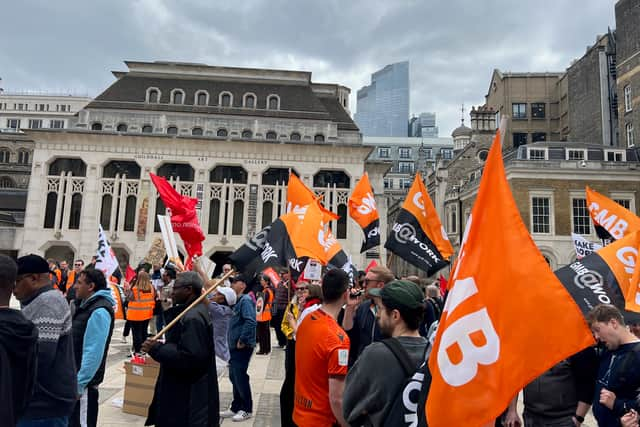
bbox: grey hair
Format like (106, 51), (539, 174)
(175, 271), (204, 293)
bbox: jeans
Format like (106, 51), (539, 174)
(228, 347), (254, 413)
(17, 416), (69, 427)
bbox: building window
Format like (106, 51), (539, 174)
(241, 130), (253, 139)
(167, 126), (178, 135)
(314, 134), (325, 142)
(624, 85), (632, 112)
(290, 132), (301, 141)
(124, 195), (136, 231)
(512, 103), (527, 119)
(208, 199), (220, 234)
(448, 205), (458, 234)
(262, 201), (273, 229)
(337, 204), (348, 239)
(17, 151), (30, 164)
(605, 150), (625, 162)
(232, 200), (244, 235)
(44, 193), (57, 228)
(513, 133), (527, 147)
(171, 90), (184, 105)
(154, 197), (166, 232)
(100, 194), (112, 231)
(28, 119), (43, 129)
(531, 103), (546, 119)
(0, 149), (10, 163)
(399, 178), (412, 189)
(399, 147), (412, 159)
(195, 91), (209, 106)
(68, 194), (82, 229)
(378, 147), (390, 158)
(91, 122), (102, 131)
(243, 93), (256, 108)
(216, 128), (228, 137)
(441, 148), (453, 159)
(313, 170), (350, 188)
(192, 127), (203, 136)
(7, 119), (20, 129)
(147, 88), (161, 103)
(267, 95), (280, 110)
(531, 197), (550, 234)
(615, 199), (631, 209)
(266, 131), (277, 140)
(567, 149), (585, 160)
(116, 123), (128, 132)
(142, 125), (153, 133)
(572, 198), (590, 235)
(0, 176), (15, 188)
(384, 178), (393, 189)
(424, 148), (433, 159)
(398, 161), (414, 173)
(626, 123), (635, 147)
(50, 120), (65, 129)
(477, 149), (489, 162)
(528, 148), (547, 160)
(219, 92), (232, 107)
(532, 132), (546, 142)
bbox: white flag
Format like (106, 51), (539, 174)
(96, 225), (119, 277)
(571, 233), (603, 260)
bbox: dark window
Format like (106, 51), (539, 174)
(208, 199), (220, 234)
(531, 103), (545, 119)
(290, 132), (301, 141)
(197, 92), (207, 106)
(532, 132), (547, 142)
(100, 195), (112, 230)
(513, 133), (528, 148)
(337, 204), (347, 239)
(29, 119), (42, 129)
(262, 168), (298, 185)
(245, 95), (255, 108)
(91, 122), (103, 131)
(262, 201), (273, 228)
(172, 91), (184, 104)
(51, 120), (65, 129)
(232, 200), (244, 235)
(266, 131), (277, 140)
(221, 93), (231, 107)
(49, 158), (87, 176)
(167, 126), (178, 135)
(192, 127), (203, 136)
(477, 150), (489, 161)
(572, 198), (590, 234)
(157, 163), (194, 181)
(18, 151), (30, 164)
(7, 119), (20, 129)
(154, 197), (165, 232)
(44, 193), (57, 228)
(124, 195), (136, 231)
(0, 176), (15, 188)
(68, 194), (82, 229)
(0, 149), (9, 163)
(512, 103), (527, 119)
(117, 123), (128, 132)
(241, 130), (253, 139)
(210, 166), (247, 183)
(142, 125), (153, 133)
(313, 170), (350, 188)
(314, 134), (325, 142)
(217, 128), (228, 137)
(103, 161), (141, 179)
(148, 90), (159, 103)
(268, 96), (279, 110)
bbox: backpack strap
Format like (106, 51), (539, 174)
(381, 338), (416, 378)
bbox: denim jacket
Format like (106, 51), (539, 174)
(227, 294), (257, 349)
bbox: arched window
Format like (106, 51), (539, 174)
(91, 122), (103, 131)
(195, 91), (208, 106)
(147, 88), (160, 103)
(167, 126), (178, 135)
(100, 194), (112, 230)
(49, 158), (87, 177)
(154, 197), (165, 232)
(314, 134), (325, 142)
(313, 170), (350, 188)
(219, 92), (232, 107)
(210, 166), (247, 183)
(142, 125), (153, 133)
(266, 131), (277, 140)
(261, 167), (298, 185)
(68, 194), (82, 229)
(157, 163), (194, 181)
(116, 123), (128, 132)
(267, 95), (280, 110)
(103, 161), (141, 179)
(262, 201), (273, 228)
(290, 132), (301, 141)
(192, 127), (203, 136)
(243, 93), (256, 108)
(17, 150), (30, 164)
(337, 204), (348, 239)
(232, 200), (244, 235)
(0, 176), (15, 188)
(124, 195), (136, 231)
(216, 128), (228, 137)
(208, 199), (220, 234)
(171, 89), (184, 105)
(44, 193), (57, 228)
(0, 149), (10, 163)
(241, 130), (253, 139)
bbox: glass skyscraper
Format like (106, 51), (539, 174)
(354, 61), (409, 137)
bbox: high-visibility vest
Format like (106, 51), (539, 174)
(256, 288), (274, 322)
(109, 283), (125, 320)
(126, 287), (155, 321)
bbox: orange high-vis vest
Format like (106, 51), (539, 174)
(126, 287), (155, 321)
(256, 288), (274, 322)
(108, 283), (125, 320)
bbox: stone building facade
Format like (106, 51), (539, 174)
(616, 0), (639, 149)
(0, 92), (91, 131)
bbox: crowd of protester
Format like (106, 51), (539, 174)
(3, 252), (640, 427)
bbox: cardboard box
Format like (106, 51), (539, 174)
(122, 359), (160, 417)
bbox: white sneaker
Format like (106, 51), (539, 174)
(220, 409), (236, 419)
(231, 410), (252, 422)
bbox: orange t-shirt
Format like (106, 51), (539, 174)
(293, 308), (350, 427)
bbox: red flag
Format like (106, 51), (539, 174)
(438, 274), (447, 296)
(125, 265), (136, 283)
(149, 173), (205, 263)
(364, 259), (378, 273)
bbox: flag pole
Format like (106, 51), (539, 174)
(151, 269), (235, 340)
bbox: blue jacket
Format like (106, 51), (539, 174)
(228, 294), (256, 349)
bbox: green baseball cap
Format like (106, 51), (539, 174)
(368, 279), (424, 309)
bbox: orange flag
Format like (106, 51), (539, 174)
(427, 132), (594, 427)
(586, 186), (640, 241)
(286, 172), (339, 222)
(348, 172), (380, 252)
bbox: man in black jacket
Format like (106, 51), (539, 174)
(0, 255), (38, 427)
(142, 271), (219, 427)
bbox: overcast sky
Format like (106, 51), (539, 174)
(0, 0), (617, 136)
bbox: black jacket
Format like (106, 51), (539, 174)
(146, 300), (219, 427)
(346, 299), (383, 366)
(0, 308), (38, 426)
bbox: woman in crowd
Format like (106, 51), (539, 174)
(125, 271), (155, 354)
(255, 275), (274, 355)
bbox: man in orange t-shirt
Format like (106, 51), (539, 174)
(294, 269), (351, 427)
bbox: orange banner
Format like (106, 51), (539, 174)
(286, 173), (339, 222)
(586, 186), (640, 240)
(348, 172), (380, 252)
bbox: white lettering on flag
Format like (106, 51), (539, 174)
(96, 224), (119, 278)
(571, 233), (603, 259)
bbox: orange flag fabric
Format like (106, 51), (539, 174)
(586, 186), (640, 241)
(348, 172), (380, 252)
(286, 172), (339, 222)
(427, 132), (594, 427)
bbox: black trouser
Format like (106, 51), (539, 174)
(257, 321), (271, 354)
(123, 320), (131, 337)
(272, 309), (287, 347)
(70, 386), (99, 427)
(130, 319), (149, 353)
(280, 340), (298, 427)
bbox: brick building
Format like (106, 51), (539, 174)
(616, 0), (639, 148)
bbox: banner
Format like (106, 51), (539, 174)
(586, 186), (640, 241)
(286, 172), (339, 223)
(427, 132), (594, 427)
(96, 224), (120, 278)
(348, 172), (381, 252)
(571, 233), (602, 259)
(385, 172), (453, 275)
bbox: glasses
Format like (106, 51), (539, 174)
(296, 287), (308, 291)
(363, 278), (382, 285)
(74, 264), (83, 267)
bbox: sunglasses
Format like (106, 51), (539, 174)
(296, 286), (308, 291)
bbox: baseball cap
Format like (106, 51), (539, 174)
(368, 280), (424, 310)
(17, 254), (53, 276)
(230, 273), (249, 284)
(216, 286), (237, 306)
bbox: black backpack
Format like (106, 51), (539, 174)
(380, 338), (431, 427)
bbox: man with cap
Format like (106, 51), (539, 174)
(343, 279), (429, 426)
(13, 254), (77, 427)
(142, 271), (219, 427)
(221, 273), (256, 422)
(207, 285), (237, 379)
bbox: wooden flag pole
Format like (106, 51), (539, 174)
(151, 269), (235, 340)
